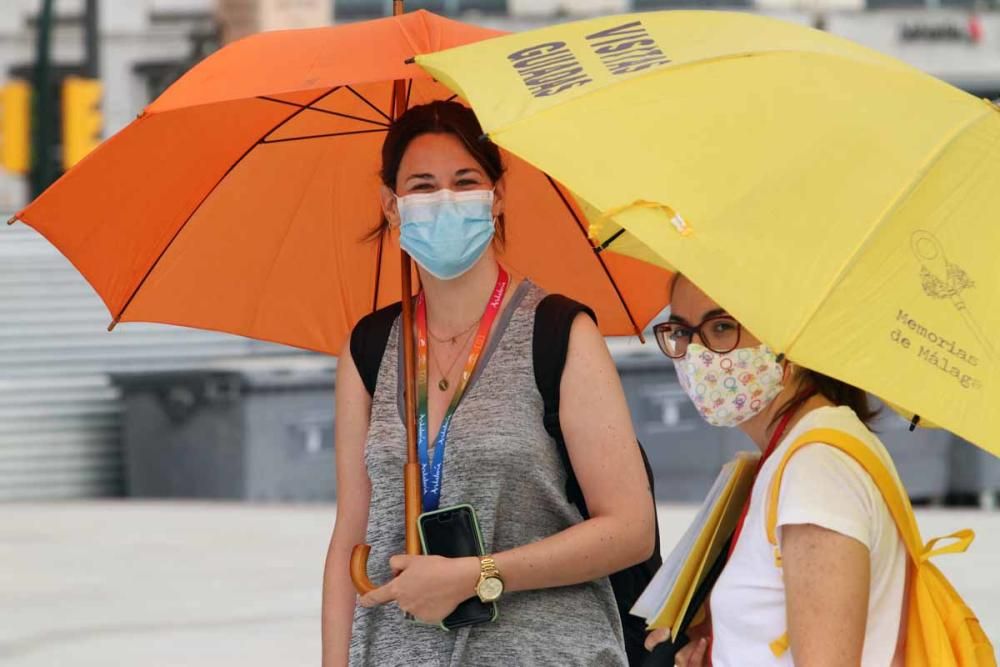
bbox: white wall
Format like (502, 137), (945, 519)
(756, 0), (864, 10)
(508, 0), (627, 18)
(827, 10), (1000, 93)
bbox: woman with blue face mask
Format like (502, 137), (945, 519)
(648, 275), (907, 667)
(321, 102), (657, 666)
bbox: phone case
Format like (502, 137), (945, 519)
(417, 504), (499, 631)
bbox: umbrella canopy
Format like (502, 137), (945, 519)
(416, 10), (1000, 455)
(9, 10), (668, 355)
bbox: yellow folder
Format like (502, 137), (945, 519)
(632, 452), (758, 638)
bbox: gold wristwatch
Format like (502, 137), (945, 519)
(475, 555), (504, 603)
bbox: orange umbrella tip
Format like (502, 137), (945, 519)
(6, 216), (17, 226)
(107, 318), (120, 332)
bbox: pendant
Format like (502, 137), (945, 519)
(438, 378), (449, 392)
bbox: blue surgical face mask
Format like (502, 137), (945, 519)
(396, 188), (496, 281)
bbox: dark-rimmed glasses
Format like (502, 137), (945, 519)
(653, 316), (743, 359)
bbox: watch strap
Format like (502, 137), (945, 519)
(480, 555), (500, 578)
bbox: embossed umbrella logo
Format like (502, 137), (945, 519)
(912, 230), (992, 358)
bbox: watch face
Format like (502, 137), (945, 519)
(478, 576), (504, 602)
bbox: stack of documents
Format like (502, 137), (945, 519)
(631, 452), (759, 641)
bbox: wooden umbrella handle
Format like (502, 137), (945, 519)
(403, 462), (422, 555)
(351, 0), (420, 599)
(350, 544), (376, 595)
(350, 462), (423, 595)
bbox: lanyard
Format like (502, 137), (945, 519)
(726, 410), (796, 560)
(415, 267), (510, 511)
(726, 392), (817, 559)
(704, 409), (796, 664)
(706, 397), (813, 663)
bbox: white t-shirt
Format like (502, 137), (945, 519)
(710, 406), (907, 666)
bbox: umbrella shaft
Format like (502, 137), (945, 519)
(405, 463), (422, 555)
(400, 252), (418, 468)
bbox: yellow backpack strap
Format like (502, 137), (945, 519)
(920, 529), (975, 561)
(765, 428), (926, 563)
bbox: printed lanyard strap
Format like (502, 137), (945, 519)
(727, 392), (817, 559)
(415, 267), (510, 511)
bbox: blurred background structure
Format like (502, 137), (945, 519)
(1, 0), (999, 505)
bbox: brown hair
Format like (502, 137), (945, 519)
(772, 367), (879, 428)
(368, 101), (506, 245)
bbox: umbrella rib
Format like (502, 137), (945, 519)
(257, 95), (390, 128)
(782, 106), (997, 359)
(368, 82), (405, 316)
(544, 174), (644, 340)
(372, 229), (386, 313)
(256, 87), (344, 143)
(261, 128), (388, 143)
(596, 228), (627, 252)
(347, 85), (393, 123)
(108, 87), (336, 330)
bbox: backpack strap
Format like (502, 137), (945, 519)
(766, 428), (932, 565)
(532, 294), (597, 515)
(533, 293), (663, 667)
(763, 427), (975, 658)
(350, 302), (403, 397)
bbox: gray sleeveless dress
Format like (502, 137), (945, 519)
(349, 281), (627, 666)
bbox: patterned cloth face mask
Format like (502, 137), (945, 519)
(672, 342), (785, 428)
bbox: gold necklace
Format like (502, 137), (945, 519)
(428, 317), (479, 345)
(431, 328), (475, 391)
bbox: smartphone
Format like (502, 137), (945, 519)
(417, 504), (498, 630)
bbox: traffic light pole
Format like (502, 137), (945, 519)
(84, 0), (99, 79)
(29, 0), (55, 199)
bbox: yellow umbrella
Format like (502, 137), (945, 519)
(415, 10), (1000, 456)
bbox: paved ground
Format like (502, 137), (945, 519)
(1, 502), (998, 666)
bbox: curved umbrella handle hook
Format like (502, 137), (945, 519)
(350, 544), (377, 595)
(349, 464), (423, 595)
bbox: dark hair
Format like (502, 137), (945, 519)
(368, 101), (506, 245)
(772, 367), (880, 428)
(668, 273), (879, 427)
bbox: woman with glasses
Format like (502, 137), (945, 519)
(647, 275), (907, 667)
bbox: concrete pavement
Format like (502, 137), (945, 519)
(2, 502), (998, 666)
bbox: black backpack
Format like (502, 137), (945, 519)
(350, 294), (662, 666)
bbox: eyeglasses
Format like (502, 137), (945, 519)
(653, 316), (743, 359)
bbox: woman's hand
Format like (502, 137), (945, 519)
(675, 636), (709, 667)
(645, 623), (710, 667)
(359, 555), (480, 624)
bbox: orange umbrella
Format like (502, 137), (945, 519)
(7, 8), (670, 592)
(9, 10), (666, 353)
